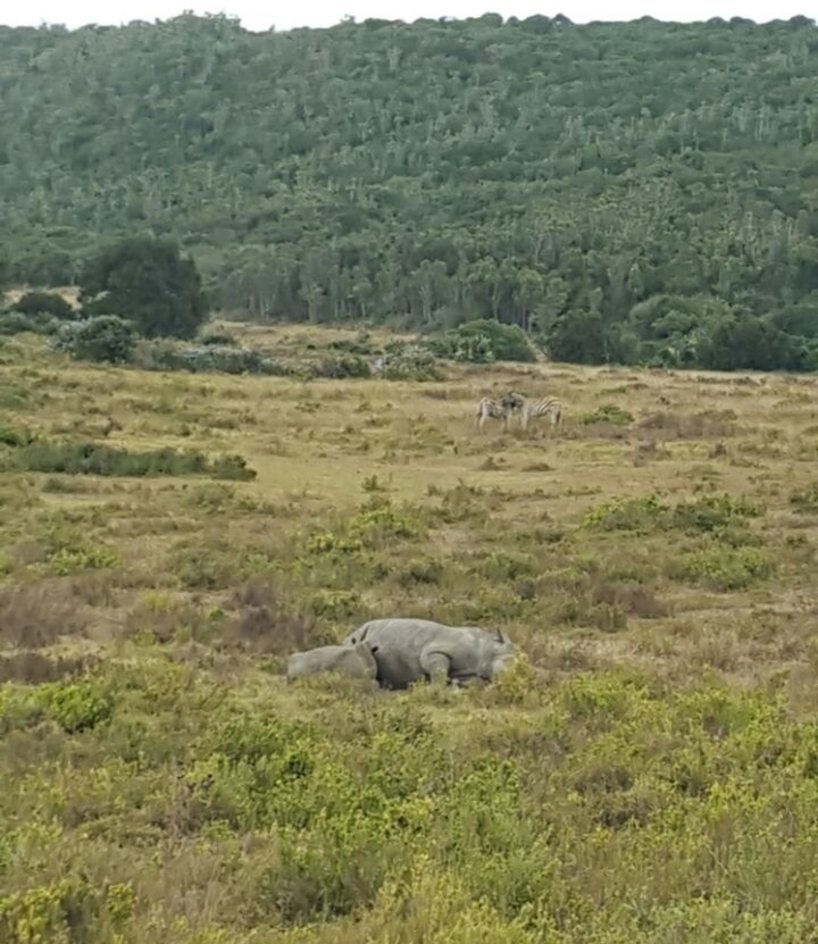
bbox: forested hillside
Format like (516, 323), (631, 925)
(2, 13), (818, 367)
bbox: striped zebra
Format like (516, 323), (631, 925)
(520, 396), (562, 431)
(475, 391), (525, 431)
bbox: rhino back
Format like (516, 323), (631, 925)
(343, 618), (446, 647)
(342, 619), (515, 686)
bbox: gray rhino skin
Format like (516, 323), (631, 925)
(286, 641), (378, 684)
(342, 618), (515, 690)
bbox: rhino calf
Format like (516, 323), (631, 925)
(286, 641), (379, 684)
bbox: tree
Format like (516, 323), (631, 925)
(79, 238), (207, 339)
(2, 16), (818, 369)
(700, 317), (807, 372)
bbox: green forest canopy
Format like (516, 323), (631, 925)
(1, 13), (818, 367)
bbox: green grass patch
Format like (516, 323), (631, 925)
(672, 543), (774, 591)
(580, 403), (634, 426)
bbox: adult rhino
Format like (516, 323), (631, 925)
(342, 618), (515, 690)
(286, 641), (379, 685)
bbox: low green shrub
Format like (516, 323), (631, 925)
(582, 494), (668, 532)
(48, 544), (120, 576)
(476, 551), (538, 582)
(673, 542), (774, 591)
(0, 422), (35, 447)
(580, 403), (634, 426)
(583, 492), (763, 536)
(0, 677), (113, 734)
(397, 556), (445, 586)
(13, 440), (256, 480)
(379, 341), (441, 380)
(311, 354), (372, 379)
(171, 542), (241, 591)
(310, 589), (365, 620)
(307, 504), (425, 557)
(40, 678), (114, 733)
(132, 338), (289, 375)
(671, 493), (763, 532)
(0, 310), (61, 336)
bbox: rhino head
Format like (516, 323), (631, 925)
(485, 628), (516, 680)
(353, 640), (378, 666)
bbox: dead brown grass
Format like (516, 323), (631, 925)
(226, 576), (314, 654)
(2, 324), (818, 687)
(0, 582), (87, 648)
(0, 651), (96, 684)
(638, 409), (739, 440)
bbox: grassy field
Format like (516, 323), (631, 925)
(2, 323), (818, 942)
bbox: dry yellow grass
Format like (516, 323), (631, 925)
(2, 324), (818, 684)
(4, 323), (818, 942)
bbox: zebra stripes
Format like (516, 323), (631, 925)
(475, 392), (524, 431)
(520, 396), (562, 430)
(475, 392), (562, 432)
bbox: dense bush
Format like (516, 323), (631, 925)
(674, 543), (774, 590)
(311, 354), (372, 379)
(53, 315), (137, 364)
(13, 440), (256, 480)
(380, 342), (442, 380)
(0, 310), (61, 336)
(431, 319), (536, 364)
(699, 317), (812, 372)
(582, 492), (763, 537)
(132, 338), (290, 375)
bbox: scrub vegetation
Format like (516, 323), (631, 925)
(1, 323), (818, 941)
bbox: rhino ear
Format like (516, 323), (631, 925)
(495, 628), (504, 643)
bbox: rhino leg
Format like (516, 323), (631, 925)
(419, 649), (452, 685)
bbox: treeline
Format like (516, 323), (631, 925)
(1, 14), (818, 368)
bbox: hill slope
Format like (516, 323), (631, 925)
(2, 14), (818, 366)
